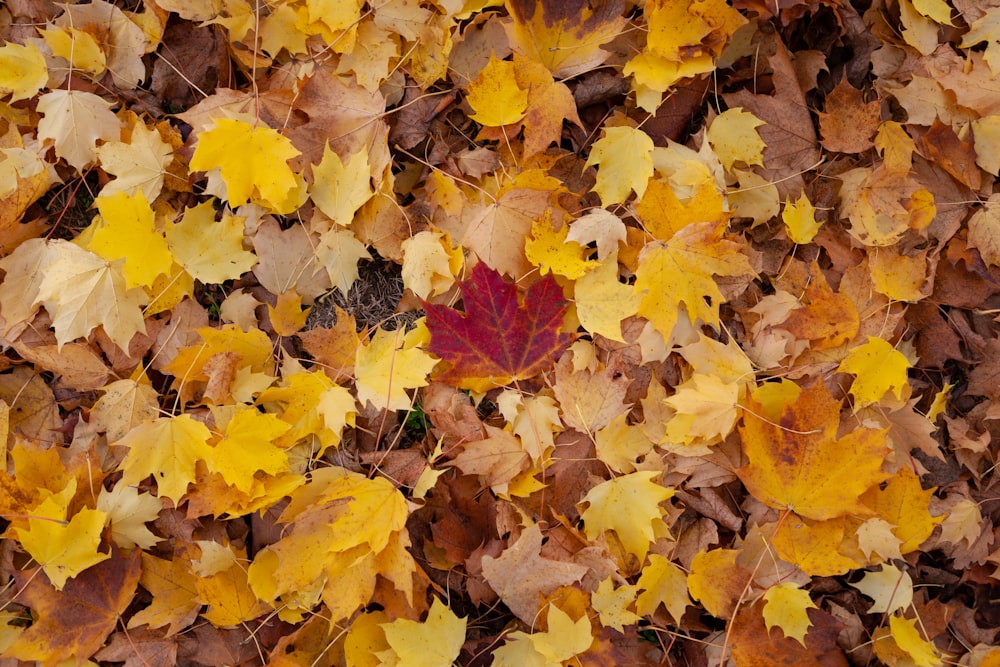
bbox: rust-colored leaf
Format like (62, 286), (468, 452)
(5, 548), (141, 666)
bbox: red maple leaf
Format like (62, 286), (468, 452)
(425, 263), (573, 390)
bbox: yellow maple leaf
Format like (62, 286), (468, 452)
(267, 290), (311, 336)
(762, 583), (817, 646)
(466, 55), (528, 128)
(165, 202), (258, 284)
(355, 326), (437, 411)
(309, 143), (374, 225)
(258, 370), (356, 456)
(837, 336), (911, 408)
(40, 27), (107, 78)
(377, 598), (467, 667)
(95, 121), (174, 202)
(772, 515), (863, 576)
(586, 126), (654, 205)
(574, 251), (642, 343)
(209, 408), (292, 493)
(635, 554), (690, 622)
(491, 604), (593, 667)
(634, 221), (755, 342)
(15, 490), (110, 590)
(88, 190), (174, 289)
(195, 548), (271, 627)
(189, 118), (301, 209)
(663, 373), (740, 450)
(869, 245), (928, 302)
(0, 41), (48, 102)
(401, 229), (462, 299)
(592, 578), (640, 632)
(35, 240), (147, 351)
(117, 414), (214, 503)
(862, 467), (942, 554)
(579, 471), (674, 562)
(524, 210), (598, 279)
(636, 175), (728, 241)
(706, 108), (767, 171)
(503, 0), (626, 78)
(874, 615), (943, 667)
(782, 192), (822, 244)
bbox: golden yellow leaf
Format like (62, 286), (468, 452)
(524, 210), (598, 279)
(310, 144), (374, 225)
(378, 598), (466, 667)
(837, 336), (911, 408)
(355, 326), (437, 411)
(574, 251), (642, 343)
(165, 202), (258, 284)
(586, 126), (654, 205)
(738, 381), (890, 520)
(852, 564), (913, 615)
(635, 222), (755, 342)
(209, 409), (292, 493)
(0, 41), (48, 102)
(40, 27), (107, 78)
(117, 414), (214, 503)
(579, 471), (674, 562)
(762, 583), (817, 646)
(466, 55), (528, 128)
(88, 190), (174, 289)
(782, 192), (822, 244)
(189, 118), (301, 210)
(635, 554), (689, 622)
(15, 494), (110, 590)
(706, 108), (767, 171)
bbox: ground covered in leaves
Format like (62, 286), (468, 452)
(2, 0), (1000, 665)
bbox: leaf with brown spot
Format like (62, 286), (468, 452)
(4, 548), (141, 666)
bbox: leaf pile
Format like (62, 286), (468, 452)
(1, 0), (1000, 665)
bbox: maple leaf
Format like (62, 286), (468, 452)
(0, 41), (48, 102)
(466, 55), (528, 128)
(3, 549), (141, 665)
(309, 144), (374, 225)
(165, 202), (258, 284)
(35, 240), (148, 351)
(503, 0), (627, 78)
(738, 381), (891, 521)
(706, 107), (767, 171)
(874, 615), (943, 667)
(96, 483), (162, 549)
(635, 554), (690, 622)
(88, 190), (174, 289)
(573, 251), (642, 343)
(852, 564), (914, 615)
(117, 414), (214, 503)
(40, 26), (107, 79)
(579, 471), (674, 562)
(355, 326), (437, 411)
(592, 578), (641, 631)
(480, 523), (588, 624)
(95, 120), (175, 201)
(586, 126), (655, 205)
(837, 336), (912, 408)
(762, 583), (817, 646)
(782, 192), (822, 244)
(15, 493), (110, 590)
(36, 90), (121, 170)
(491, 604), (593, 667)
(208, 408), (292, 493)
(189, 118), (301, 210)
(424, 263), (573, 391)
(377, 598), (467, 667)
(634, 221), (755, 342)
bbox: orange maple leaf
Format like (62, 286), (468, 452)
(737, 381), (891, 521)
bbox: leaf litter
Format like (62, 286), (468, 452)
(0, 0), (999, 665)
